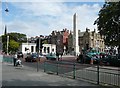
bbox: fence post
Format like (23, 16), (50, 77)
(118, 73), (120, 87)
(73, 63), (76, 79)
(97, 64), (99, 85)
(37, 58), (39, 72)
(57, 62), (58, 75)
(44, 61), (46, 72)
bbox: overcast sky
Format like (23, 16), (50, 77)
(1, 0), (105, 37)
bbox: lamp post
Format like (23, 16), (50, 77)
(39, 37), (40, 54)
(7, 35), (9, 55)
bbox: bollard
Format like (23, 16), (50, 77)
(44, 61), (46, 72)
(37, 58), (39, 72)
(73, 63), (76, 79)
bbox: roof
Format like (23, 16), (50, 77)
(79, 32), (85, 37)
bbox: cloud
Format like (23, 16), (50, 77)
(4, 20), (48, 37)
(2, 2), (102, 37)
(72, 3), (101, 30)
(2, 0), (105, 2)
(11, 2), (65, 17)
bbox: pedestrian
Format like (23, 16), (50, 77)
(78, 53), (83, 63)
(13, 53), (17, 66)
(90, 55), (96, 65)
(60, 53), (63, 61)
(56, 53), (59, 61)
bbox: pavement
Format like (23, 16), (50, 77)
(1, 62), (99, 86)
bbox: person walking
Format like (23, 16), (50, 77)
(56, 53), (60, 61)
(13, 53), (17, 66)
(77, 53), (83, 63)
(90, 55), (96, 65)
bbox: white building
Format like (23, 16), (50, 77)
(42, 44), (56, 55)
(19, 43), (56, 55)
(19, 43), (36, 54)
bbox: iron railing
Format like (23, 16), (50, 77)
(2, 55), (13, 63)
(43, 60), (120, 87)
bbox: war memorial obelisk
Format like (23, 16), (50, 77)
(73, 13), (79, 56)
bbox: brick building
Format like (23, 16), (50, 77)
(50, 28), (69, 55)
(78, 28), (105, 53)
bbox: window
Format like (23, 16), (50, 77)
(44, 47), (46, 53)
(31, 46), (34, 52)
(47, 47), (50, 53)
(52, 49), (54, 52)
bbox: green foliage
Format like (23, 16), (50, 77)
(9, 40), (19, 53)
(94, 2), (120, 46)
(43, 40), (48, 44)
(1, 35), (7, 53)
(8, 32), (27, 43)
(1, 32), (27, 53)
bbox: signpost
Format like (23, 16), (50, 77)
(56, 38), (63, 61)
(36, 37), (44, 72)
(37, 37), (40, 72)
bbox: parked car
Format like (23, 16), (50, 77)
(108, 54), (120, 67)
(84, 53), (100, 64)
(100, 54), (111, 65)
(45, 53), (57, 60)
(17, 52), (23, 58)
(25, 53), (38, 62)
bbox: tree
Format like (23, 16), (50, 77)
(94, 2), (120, 53)
(9, 40), (19, 53)
(43, 39), (48, 44)
(1, 32), (27, 53)
(8, 32), (27, 43)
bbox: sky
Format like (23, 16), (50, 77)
(1, 0), (105, 38)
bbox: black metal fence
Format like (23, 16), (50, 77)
(43, 60), (120, 87)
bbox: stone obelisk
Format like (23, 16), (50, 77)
(73, 13), (79, 56)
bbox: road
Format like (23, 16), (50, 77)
(22, 56), (91, 74)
